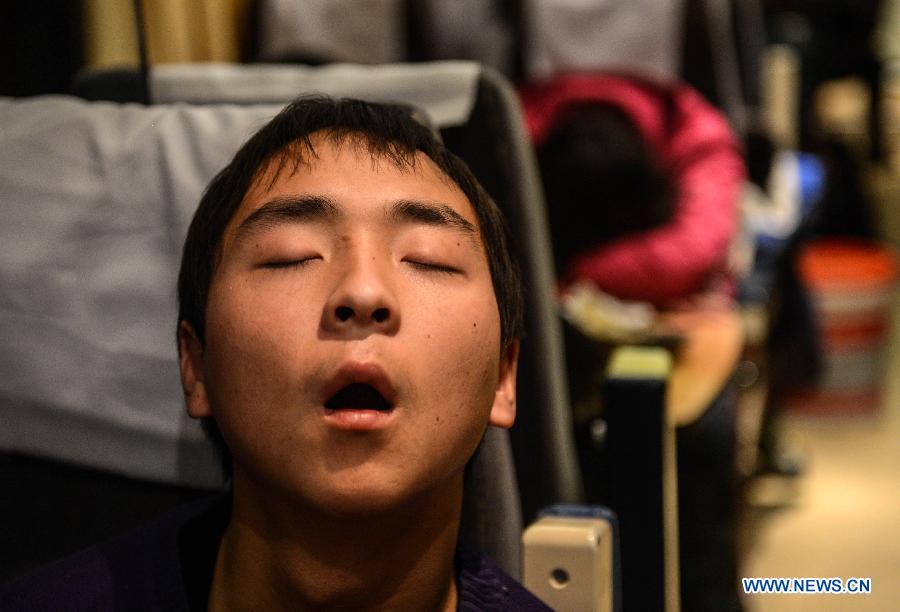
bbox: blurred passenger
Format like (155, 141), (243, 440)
(521, 72), (746, 611)
(521, 73), (743, 306)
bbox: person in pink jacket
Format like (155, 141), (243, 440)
(522, 73), (748, 611)
(521, 73), (745, 307)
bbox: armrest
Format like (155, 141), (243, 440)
(523, 505), (621, 612)
(603, 346), (680, 612)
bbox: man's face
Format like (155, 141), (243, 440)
(179, 134), (517, 514)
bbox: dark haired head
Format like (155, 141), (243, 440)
(537, 103), (676, 271)
(177, 96), (523, 476)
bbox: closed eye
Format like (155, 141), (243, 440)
(403, 259), (461, 275)
(261, 255), (323, 270)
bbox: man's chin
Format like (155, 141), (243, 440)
(316, 491), (415, 518)
(295, 472), (464, 521)
(236, 459), (465, 519)
(308, 481), (441, 517)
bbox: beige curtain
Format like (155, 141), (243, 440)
(83, 0), (251, 68)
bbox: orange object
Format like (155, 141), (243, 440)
(798, 239), (898, 290)
(787, 239), (898, 414)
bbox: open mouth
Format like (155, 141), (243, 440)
(324, 383), (393, 412)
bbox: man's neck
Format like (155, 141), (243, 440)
(208, 475), (463, 612)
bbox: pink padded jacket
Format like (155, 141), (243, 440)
(520, 73), (745, 305)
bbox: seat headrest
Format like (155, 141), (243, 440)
(150, 61), (481, 128)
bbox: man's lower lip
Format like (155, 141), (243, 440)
(322, 408), (395, 430)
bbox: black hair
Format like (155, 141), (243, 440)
(537, 103), (677, 272)
(177, 96), (523, 476)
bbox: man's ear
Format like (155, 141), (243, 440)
(178, 321), (212, 419)
(488, 340), (519, 429)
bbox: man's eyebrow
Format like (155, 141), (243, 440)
(234, 195), (340, 242)
(389, 199), (477, 238)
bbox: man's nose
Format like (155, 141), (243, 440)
(321, 252), (400, 336)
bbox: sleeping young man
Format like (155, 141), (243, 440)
(0, 97), (550, 611)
